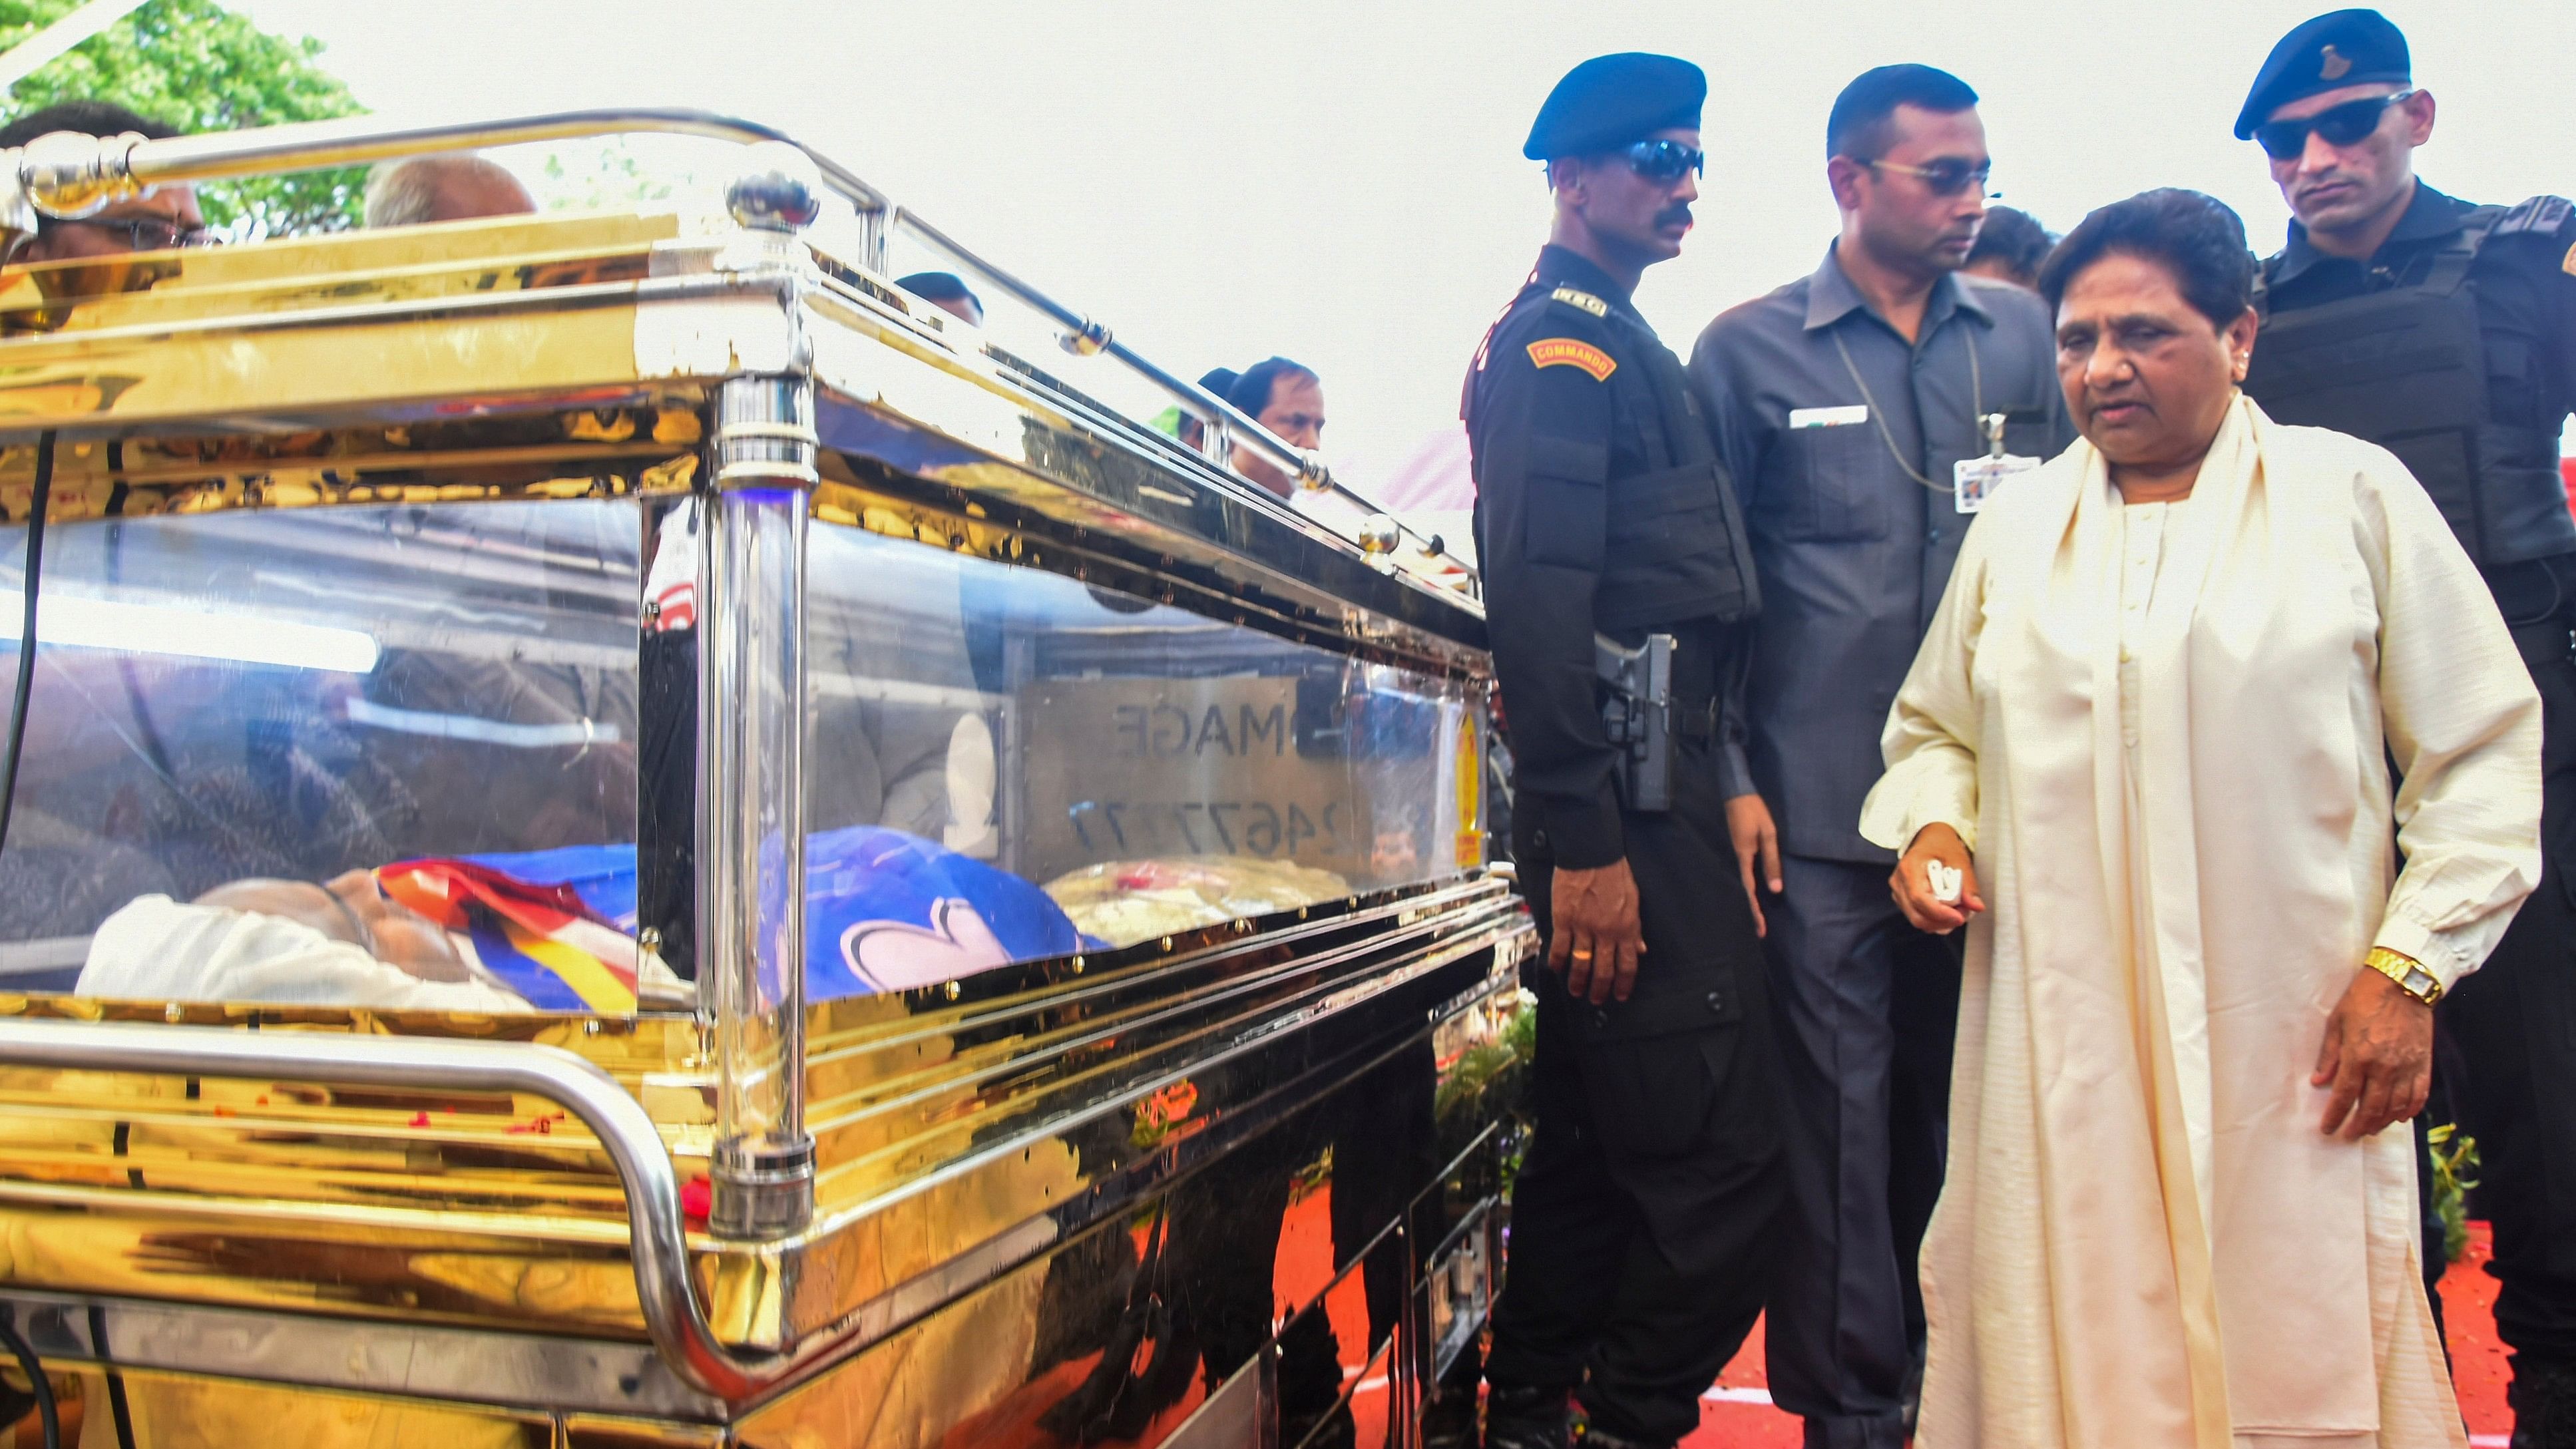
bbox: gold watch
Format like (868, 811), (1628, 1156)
(2364, 946), (2442, 1006)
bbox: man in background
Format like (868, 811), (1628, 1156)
(0, 102), (202, 260)
(895, 270), (984, 327)
(1690, 64), (2071, 1449)
(1224, 355), (1325, 497)
(1960, 203), (2051, 289)
(362, 154), (534, 228)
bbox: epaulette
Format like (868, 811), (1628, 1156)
(2494, 195), (2574, 237)
(1548, 285), (1610, 319)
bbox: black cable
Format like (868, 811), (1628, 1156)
(0, 1309), (59, 1449)
(86, 1306), (136, 1449)
(0, 431), (55, 861)
(107, 504), (176, 783)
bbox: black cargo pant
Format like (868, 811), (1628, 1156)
(1758, 855), (1960, 1449)
(2446, 616), (2576, 1368)
(1486, 757), (1785, 1446)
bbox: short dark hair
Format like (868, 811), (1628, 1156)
(2038, 188), (2256, 333)
(1966, 205), (2054, 282)
(0, 101), (179, 151)
(894, 270), (980, 311)
(1826, 65), (1978, 160)
(1227, 356), (1316, 420)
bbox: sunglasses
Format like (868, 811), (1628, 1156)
(1623, 140), (1705, 184)
(1867, 158), (1994, 198)
(42, 215), (218, 251)
(2253, 90), (2416, 161)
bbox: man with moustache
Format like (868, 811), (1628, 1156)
(1466, 52), (1777, 1449)
(0, 103), (206, 261)
(1687, 64), (2071, 1449)
(2235, 12), (2576, 1442)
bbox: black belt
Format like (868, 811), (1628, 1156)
(1669, 694), (1718, 743)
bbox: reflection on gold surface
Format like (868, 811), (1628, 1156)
(0, 889), (1526, 1348)
(97, 1368), (548, 1449)
(0, 403), (703, 526)
(0, 211), (680, 338)
(738, 1253), (1048, 1449)
(0, 904), (1528, 1444)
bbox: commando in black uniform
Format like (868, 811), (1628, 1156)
(1466, 52), (1783, 1449)
(2236, 11), (2576, 1439)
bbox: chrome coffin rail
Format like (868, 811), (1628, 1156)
(0, 106), (1456, 573)
(0, 1018), (793, 1401)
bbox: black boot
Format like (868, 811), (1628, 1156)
(1482, 1384), (1574, 1449)
(1424, 1346), (1487, 1449)
(2513, 1357), (2576, 1449)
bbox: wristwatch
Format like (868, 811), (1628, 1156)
(2363, 946), (2442, 1006)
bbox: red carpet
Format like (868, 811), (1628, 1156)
(923, 1194), (2517, 1448)
(1685, 1220), (2517, 1447)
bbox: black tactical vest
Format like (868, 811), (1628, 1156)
(1466, 285), (1761, 632)
(2245, 207), (2576, 569)
(1596, 305), (1760, 630)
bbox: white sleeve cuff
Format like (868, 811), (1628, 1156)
(2371, 913), (2471, 995)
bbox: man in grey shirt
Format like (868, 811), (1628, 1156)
(1687, 64), (2071, 1449)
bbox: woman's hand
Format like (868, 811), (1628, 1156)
(1890, 823), (1984, 934)
(2312, 966), (2434, 1141)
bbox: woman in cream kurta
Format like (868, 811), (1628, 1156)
(1860, 194), (2541, 1449)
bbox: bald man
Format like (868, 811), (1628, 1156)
(363, 154), (535, 228)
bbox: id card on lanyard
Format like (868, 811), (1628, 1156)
(1954, 411), (2038, 514)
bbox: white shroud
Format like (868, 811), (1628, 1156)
(1860, 395), (2541, 1448)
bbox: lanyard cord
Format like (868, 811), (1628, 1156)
(1830, 321), (1982, 493)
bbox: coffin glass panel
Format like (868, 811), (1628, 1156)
(1, 499), (647, 1010)
(2, 499), (1484, 1012)
(797, 519), (1482, 996)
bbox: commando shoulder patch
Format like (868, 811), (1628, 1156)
(1526, 337), (1617, 381)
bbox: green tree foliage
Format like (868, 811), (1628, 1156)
(0, 0), (365, 237)
(2427, 1121), (2480, 1264)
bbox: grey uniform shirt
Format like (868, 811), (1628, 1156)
(1689, 244), (2073, 863)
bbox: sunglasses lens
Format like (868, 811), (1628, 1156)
(2256, 122), (2307, 160)
(2256, 95), (2396, 158)
(2310, 100), (2387, 146)
(1627, 142), (1702, 183)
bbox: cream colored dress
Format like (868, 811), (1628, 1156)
(1860, 395), (2541, 1448)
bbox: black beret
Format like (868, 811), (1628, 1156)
(2234, 9), (2410, 140)
(1525, 53), (1705, 162)
(896, 270), (978, 304)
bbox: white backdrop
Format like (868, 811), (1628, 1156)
(234, 0), (2576, 481)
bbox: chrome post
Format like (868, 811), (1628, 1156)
(854, 204), (890, 276)
(700, 372), (819, 1241)
(700, 146), (823, 1241)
